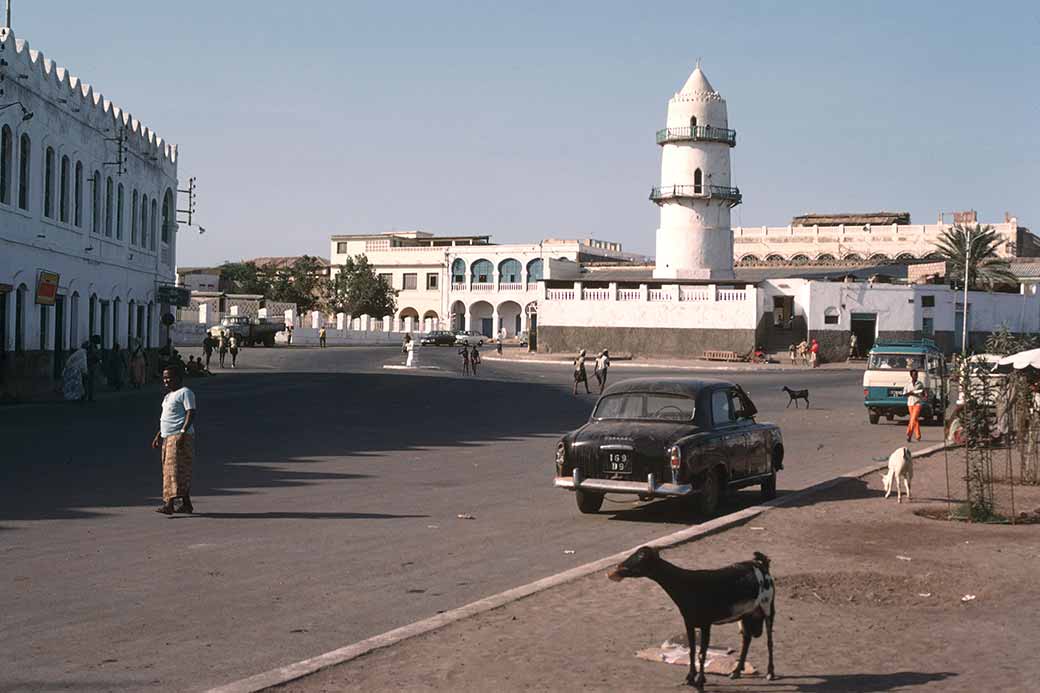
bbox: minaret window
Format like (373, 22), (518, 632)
(693, 168), (702, 194)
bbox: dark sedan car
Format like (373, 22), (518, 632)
(553, 377), (783, 515)
(420, 330), (458, 346)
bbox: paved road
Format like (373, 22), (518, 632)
(0, 346), (942, 691)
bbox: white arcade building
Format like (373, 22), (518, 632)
(537, 65), (1040, 360)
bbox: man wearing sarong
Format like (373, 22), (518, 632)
(152, 366), (197, 515)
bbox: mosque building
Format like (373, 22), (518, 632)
(536, 65), (1040, 361)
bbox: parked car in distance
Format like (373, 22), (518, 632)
(208, 316), (281, 347)
(420, 330), (457, 346)
(553, 377), (783, 516)
(454, 330), (485, 346)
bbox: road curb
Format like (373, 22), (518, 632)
(207, 442), (947, 693)
(480, 356), (862, 373)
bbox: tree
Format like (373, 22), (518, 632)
(268, 255), (326, 313)
(324, 255), (397, 318)
(219, 261), (270, 295)
(933, 224), (1018, 290)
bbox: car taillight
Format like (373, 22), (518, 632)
(864, 388), (869, 398)
(669, 446), (681, 470)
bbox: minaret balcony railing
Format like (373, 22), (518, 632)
(656, 125), (736, 146)
(649, 184), (742, 206)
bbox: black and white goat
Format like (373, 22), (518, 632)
(608, 546), (776, 689)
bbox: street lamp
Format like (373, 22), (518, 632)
(0, 101), (33, 120)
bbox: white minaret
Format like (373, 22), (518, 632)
(652, 64), (740, 280)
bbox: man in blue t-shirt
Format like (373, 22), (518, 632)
(152, 366), (197, 515)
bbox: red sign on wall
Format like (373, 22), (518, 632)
(35, 270), (60, 305)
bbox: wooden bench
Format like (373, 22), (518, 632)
(702, 349), (743, 362)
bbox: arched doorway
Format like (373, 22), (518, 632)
(468, 300), (494, 337)
(451, 258), (466, 286)
(497, 300), (522, 337)
(399, 306), (419, 332)
(422, 310), (439, 332)
(450, 300), (466, 331)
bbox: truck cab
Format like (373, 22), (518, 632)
(863, 339), (947, 425)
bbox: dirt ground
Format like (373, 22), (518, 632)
(279, 451), (1040, 692)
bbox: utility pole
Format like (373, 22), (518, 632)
(961, 225), (971, 355)
(5, 1), (10, 29)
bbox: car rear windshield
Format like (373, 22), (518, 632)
(593, 393), (695, 421)
(868, 353), (925, 370)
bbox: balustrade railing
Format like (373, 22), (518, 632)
(541, 285), (751, 304)
(716, 289), (747, 301)
(451, 282), (467, 292)
(650, 185), (742, 205)
(499, 282), (524, 291)
(582, 288), (611, 301)
(680, 287), (711, 301)
(655, 125), (736, 146)
(648, 289), (673, 302)
(546, 289), (575, 300)
(470, 282), (494, 292)
(617, 289), (642, 301)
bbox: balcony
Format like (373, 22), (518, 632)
(650, 184), (742, 207)
(656, 126), (736, 147)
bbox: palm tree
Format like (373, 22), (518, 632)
(933, 224), (1018, 290)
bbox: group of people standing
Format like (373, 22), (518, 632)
(788, 338), (821, 368)
(573, 348), (610, 395)
(459, 343), (481, 375)
(62, 338), (149, 402)
(201, 332), (240, 369)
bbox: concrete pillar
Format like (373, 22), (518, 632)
(258, 307), (268, 319)
(493, 270), (500, 292)
(639, 284), (649, 302)
(284, 308), (295, 328)
(393, 316), (401, 333)
(404, 316), (414, 334)
(383, 316), (391, 332)
(574, 282), (583, 300)
(708, 284), (717, 301)
(311, 310), (321, 329)
(464, 311), (472, 332)
(345, 314), (352, 330)
(230, 305), (239, 316)
(491, 307), (499, 335)
(336, 312), (346, 330)
(360, 314), (370, 331)
(519, 310), (527, 335)
(609, 282), (618, 301)
(351, 317), (360, 330)
(198, 303), (210, 324)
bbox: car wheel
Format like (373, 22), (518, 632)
(760, 471), (777, 501)
(575, 490), (604, 514)
(869, 412), (880, 425)
(694, 469), (723, 517)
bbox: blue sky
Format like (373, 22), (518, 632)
(18, 1), (1038, 266)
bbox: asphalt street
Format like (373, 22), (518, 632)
(0, 345), (943, 692)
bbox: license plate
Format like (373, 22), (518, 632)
(603, 451), (632, 475)
(888, 388), (903, 397)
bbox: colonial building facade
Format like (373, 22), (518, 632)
(0, 29), (179, 397)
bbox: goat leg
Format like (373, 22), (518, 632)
(684, 623), (700, 688)
(694, 625), (710, 688)
(732, 618), (753, 679)
(765, 602), (777, 681)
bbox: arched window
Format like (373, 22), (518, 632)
(69, 292), (80, 346)
(817, 253), (836, 263)
(693, 168), (702, 194)
(60, 155), (70, 222)
(868, 253), (890, 264)
(791, 254), (810, 265)
(498, 259), (521, 283)
(44, 146), (55, 218)
(131, 190), (138, 245)
(0, 125), (11, 205)
(690, 116), (697, 129)
(766, 254), (785, 264)
(161, 188), (173, 243)
(104, 176), (113, 236)
(92, 171), (101, 233)
(470, 259), (493, 284)
(127, 299), (135, 344)
(451, 258), (466, 284)
(88, 294), (97, 339)
(116, 183), (124, 239)
(844, 253), (864, 263)
(74, 161), (83, 227)
(17, 133), (30, 210)
(140, 194), (148, 246)
(526, 258), (543, 282)
(14, 284), (26, 352)
(150, 198), (158, 249)
(823, 307), (840, 325)
(737, 254), (760, 266)
(146, 302), (153, 347)
(112, 297), (121, 348)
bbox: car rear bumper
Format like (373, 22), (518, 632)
(554, 467), (693, 498)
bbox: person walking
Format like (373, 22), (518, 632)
(573, 349), (590, 395)
(594, 349), (611, 393)
(458, 344), (471, 375)
(848, 333), (858, 361)
(129, 339), (147, 389)
(229, 334), (240, 368)
(62, 343), (89, 401)
(809, 338), (820, 368)
(902, 368), (926, 443)
(469, 344), (481, 375)
(218, 332), (228, 368)
(319, 326), (327, 348)
(107, 342), (128, 391)
(202, 334), (215, 369)
(152, 365), (197, 515)
(286, 324), (293, 345)
(403, 334), (415, 367)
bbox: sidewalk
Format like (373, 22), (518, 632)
(484, 348), (866, 373)
(272, 448), (1039, 692)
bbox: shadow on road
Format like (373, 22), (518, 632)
(0, 371), (590, 525)
(183, 511), (430, 520)
(727, 670), (957, 692)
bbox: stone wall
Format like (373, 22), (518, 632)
(538, 326), (755, 359)
(807, 330), (850, 364)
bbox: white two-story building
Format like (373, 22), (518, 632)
(0, 28), (179, 397)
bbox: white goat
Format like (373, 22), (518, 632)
(881, 446), (913, 503)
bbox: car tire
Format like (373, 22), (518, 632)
(869, 412), (880, 425)
(760, 471), (777, 501)
(575, 490), (604, 514)
(694, 468), (723, 517)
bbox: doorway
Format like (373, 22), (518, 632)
(772, 295), (794, 328)
(480, 318), (493, 338)
(850, 313), (877, 354)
